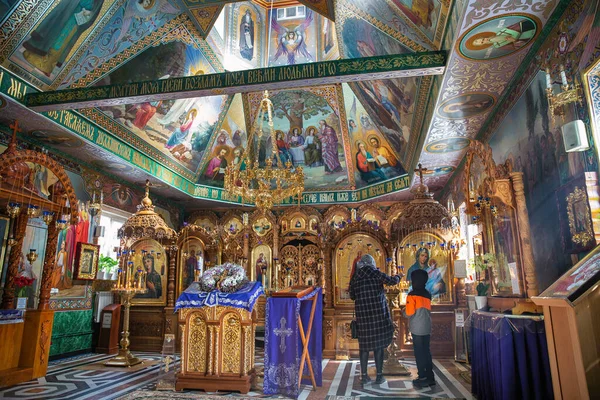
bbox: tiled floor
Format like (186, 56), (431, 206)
(0, 352), (472, 399)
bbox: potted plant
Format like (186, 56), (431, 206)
(98, 255), (119, 280)
(13, 275), (34, 309)
(475, 281), (489, 309)
(469, 253), (497, 310)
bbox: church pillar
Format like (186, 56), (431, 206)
(510, 171), (539, 297)
(1, 212), (29, 309)
(584, 171), (600, 244)
(38, 222), (59, 310)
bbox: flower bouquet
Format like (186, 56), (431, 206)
(14, 275), (34, 297)
(198, 262), (249, 293)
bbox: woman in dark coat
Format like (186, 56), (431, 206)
(349, 254), (401, 385)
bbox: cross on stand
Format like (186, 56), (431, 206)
(414, 163), (428, 185)
(273, 317), (292, 354)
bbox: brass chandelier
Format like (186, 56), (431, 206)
(224, 90), (304, 210)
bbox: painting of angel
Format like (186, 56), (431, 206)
(271, 9), (314, 65)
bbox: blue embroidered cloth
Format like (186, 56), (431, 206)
(0, 309), (24, 324)
(174, 281), (264, 312)
(264, 287), (323, 398)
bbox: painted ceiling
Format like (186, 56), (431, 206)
(0, 0), (567, 207)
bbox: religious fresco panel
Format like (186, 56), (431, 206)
(7, 0), (118, 86)
(95, 40), (228, 173)
(487, 71), (592, 291)
(388, 0), (444, 43)
(197, 94), (247, 185)
(241, 86), (352, 191)
(337, 0), (427, 57)
(347, 78), (418, 163)
(58, 1), (181, 88)
(230, 2), (264, 69)
(268, 6), (318, 66)
(342, 84), (406, 189)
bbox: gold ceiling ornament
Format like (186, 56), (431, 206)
(118, 180), (177, 243)
(224, 90), (305, 211)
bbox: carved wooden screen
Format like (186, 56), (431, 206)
(301, 244), (320, 286)
(279, 245), (299, 288)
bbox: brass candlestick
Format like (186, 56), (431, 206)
(383, 286), (410, 376)
(105, 253), (148, 367)
(104, 288), (146, 367)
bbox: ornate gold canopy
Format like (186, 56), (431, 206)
(395, 164), (453, 230)
(118, 180), (177, 243)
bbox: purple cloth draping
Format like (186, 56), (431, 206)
(264, 287), (322, 398)
(470, 311), (553, 400)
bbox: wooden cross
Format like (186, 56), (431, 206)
(414, 163), (428, 184)
(8, 120), (21, 150)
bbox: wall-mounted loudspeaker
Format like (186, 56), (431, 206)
(561, 120), (590, 152)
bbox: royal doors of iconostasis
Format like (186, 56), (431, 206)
(277, 209), (323, 290)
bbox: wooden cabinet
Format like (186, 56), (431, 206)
(176, 306), (255, 393)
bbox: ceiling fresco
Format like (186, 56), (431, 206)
(413, 0), (564, 194)
(0, 0), (577, 208)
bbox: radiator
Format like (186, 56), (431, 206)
(94, 291), (115, 323)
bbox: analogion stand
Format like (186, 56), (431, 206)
(264, 286), (323, 398)
(174, 282), (264, 394)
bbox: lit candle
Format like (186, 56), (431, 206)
(92, 192), (96, 203)
(546, 68), (552, 89)
(560, 65), (568, 87)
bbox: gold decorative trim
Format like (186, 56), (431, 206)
(567, 186), (594, 246)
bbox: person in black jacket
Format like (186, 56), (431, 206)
(349, 254), (401, 385)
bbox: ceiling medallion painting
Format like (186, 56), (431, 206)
(425, 137), (471, 154)
(437, 93), (495, 119)
(457, 14), (542, 61)
(414, 0), (561, 191)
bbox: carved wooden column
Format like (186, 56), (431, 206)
(510, 171), (539, 297)
(323, 244), (333, 308)
(273, 224), (279, 259)
(1, 212), (29, 309)
(243, 227), (249, 276)
(38, 222), (59, 310)
(167, 245), (178, 307)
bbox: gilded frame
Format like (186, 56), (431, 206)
(177, 237), (205, 297)
(566, 186), (594, 247)
(74, 243), (99, 280)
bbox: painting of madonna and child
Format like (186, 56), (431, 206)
(199, 87), (351, 190)
(400, 232), (453, 304)
(96, 40), (228, 173)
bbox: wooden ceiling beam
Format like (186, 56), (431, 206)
(26, 52), (446, 112)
